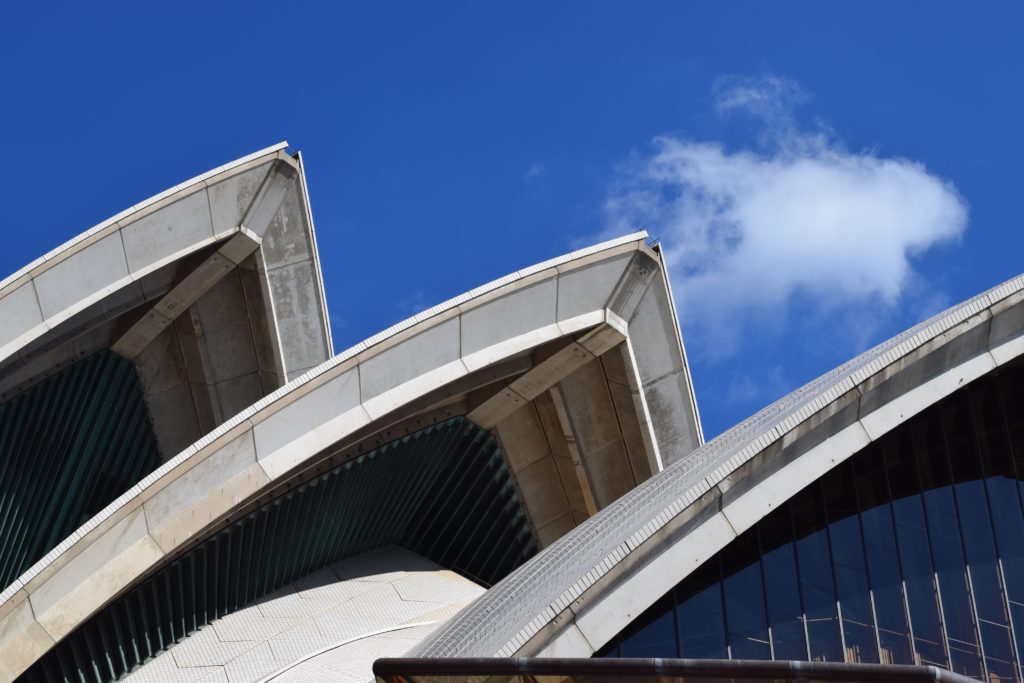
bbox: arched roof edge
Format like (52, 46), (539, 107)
(0, 142), (289, 293)
(0, 230), (656, 679)
(413, 270), (1024, 660)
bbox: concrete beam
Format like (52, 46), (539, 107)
(0, 145), (288, 370)
(425, 287), (1024, 662)
(548, 385), (598, 516)
(553, 354), (642, 509)
(606, 342), (661, 477)
(467, 324), (625, 429)
(111, 232), (262, 359)
(110, 160), (301, 361)
(0, 235), (654, 678)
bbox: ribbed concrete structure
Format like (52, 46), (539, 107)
(0, 147), (704, 682)
(6, 143), (1024, 683)
(4, 143), (1022, 683)
(0, 143), (338, 682)
(0, 142), (332, 458)
(412, 270), (1024, 671)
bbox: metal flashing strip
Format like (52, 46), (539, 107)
(413, 270), (1024, 660)
(293, 150), (335, 356)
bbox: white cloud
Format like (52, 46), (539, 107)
(714, 74), (807, 124)
(524, 162), (545, 181)
(605, 75), (968, 357)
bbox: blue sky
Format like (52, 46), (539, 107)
(1, 2), (1021, 438)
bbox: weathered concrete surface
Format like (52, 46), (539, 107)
(0, 593), (54, 682)
(0, 145), (284, 366)
(0, 280), (47, 363)
(121, 189), (215, 277)
(111, 231), (261, 359)
(145, 429), (268, 552)
(0, 144), (333, 464)
(555, 356), (635, 508)
(625, 261), (701, 467)
(498, 401), (582, 546)
(33, 232), (133, 325)
(0, 231), (700, 678)
(0, 251), (201, 401)
(30, 506), (164, 642)
(253, 365), (367, 479)
(468, 324), (624, 429)
(128, 259), (287, 460)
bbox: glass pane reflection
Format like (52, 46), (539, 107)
(678, 561), (727, 658)
(601, 365), (1024, 683)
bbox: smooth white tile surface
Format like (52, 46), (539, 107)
(124, 546), (481, 683)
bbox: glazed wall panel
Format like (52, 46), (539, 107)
(601, 364), (1024, 682)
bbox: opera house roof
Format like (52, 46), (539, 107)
(0, 144), (1021, 683)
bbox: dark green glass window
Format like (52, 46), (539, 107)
(0, 351), (161, 588)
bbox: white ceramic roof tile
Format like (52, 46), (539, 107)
(0, 581), (22, 604)
(0, 232), (638, 610)
(414, 269), (1024, 660)
(125, 546), (480, 683)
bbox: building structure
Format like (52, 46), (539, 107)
(406, 247), (1024, 682)
(0, 144), (1021, 683)
(0, 145), (702, 681)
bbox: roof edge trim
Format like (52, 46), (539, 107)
(0, 231), (650, 608)
(412, 269), (1024, 660)
(0, 141), (288, 293)
(293, 150), (334, 356)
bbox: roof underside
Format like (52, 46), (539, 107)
(17, 418), (533, 682)
(0, 144), (333, 459)
(0, 351), (160, 589)
(0, 230), (705, 681)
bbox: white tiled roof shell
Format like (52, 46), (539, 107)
(414, 271), (1024, 659)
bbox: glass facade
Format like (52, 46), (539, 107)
(599, 364), (1024, 683)
(0, 351), (161, 588)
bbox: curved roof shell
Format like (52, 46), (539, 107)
(413, 270), (1024, 661)
(0, 144), (333, 461)
(0, 142), (331, 375)
(124, 546), (484, 683)
(0, 229), (703, 679)
(0, 144), (338, 679)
